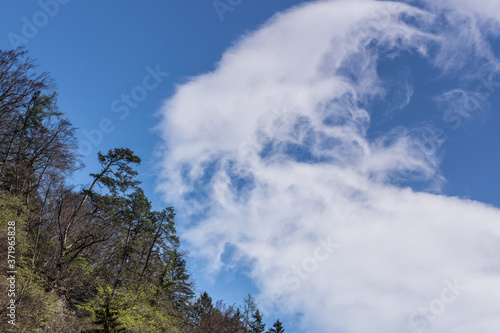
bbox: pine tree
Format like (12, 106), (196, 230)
(91, 303), (125, 332)
(250, 309), (266, 333)
(242, 293), (257, 330)
(160, 247), (194, 312)
(192, 291), (214, 327)
(267, 319), (285, 333)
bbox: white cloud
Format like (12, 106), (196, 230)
(423, 0), (500, 23)
(157, 0), (500, 332)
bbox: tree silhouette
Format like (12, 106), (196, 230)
(267, 319), (285, 333)
(250, 309), (266, 333)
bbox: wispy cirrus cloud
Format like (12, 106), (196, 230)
(157, 0), (500, 332)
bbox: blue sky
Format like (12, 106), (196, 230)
(2, 1), (500, 332)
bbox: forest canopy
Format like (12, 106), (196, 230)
(0, 48), (284, 333)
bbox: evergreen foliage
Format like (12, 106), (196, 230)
(267, 319), (285, 333)
(0, 47), (285, 333)
(250, 309), (266, 333)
